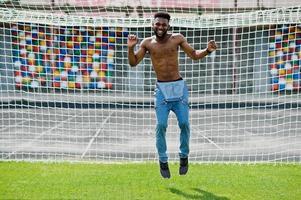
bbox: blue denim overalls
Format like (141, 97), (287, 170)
(154, 79), (190, 162)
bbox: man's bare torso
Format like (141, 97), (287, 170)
(144, 33), (182, 81)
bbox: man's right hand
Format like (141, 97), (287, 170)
(127, 34), (138, 48)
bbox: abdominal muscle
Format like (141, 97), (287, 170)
(151, 56), (181, 82)
(153, 66), (181, 81)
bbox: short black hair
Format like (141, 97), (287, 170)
(154, 12), (171, 21)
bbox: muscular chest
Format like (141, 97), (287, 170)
(148, 41), (178, 58)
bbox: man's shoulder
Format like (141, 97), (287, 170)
(170, 33), (185, 43)
(142, 36), (154, 42)
(171, 33), (184, 38)
(140, 36), (153, 45)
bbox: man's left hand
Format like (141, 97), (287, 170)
(207, 40), (217, 53)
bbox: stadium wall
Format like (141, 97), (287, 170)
(0, 23), (285, 95)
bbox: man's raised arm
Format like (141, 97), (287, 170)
(127, 34), (147, 66)
(179, 34), (217, 60)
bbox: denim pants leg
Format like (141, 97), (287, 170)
(155, 88), (170, 163)
(154, 84), (190, 162)
(171, 86), (190, 159)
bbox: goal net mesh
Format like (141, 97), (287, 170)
(0, 0), (301, 162)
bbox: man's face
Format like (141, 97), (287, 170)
(152, 17), (170, 38)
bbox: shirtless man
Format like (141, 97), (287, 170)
(127, 12), (217, 178)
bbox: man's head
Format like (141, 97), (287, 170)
(152, 12), (171, 38)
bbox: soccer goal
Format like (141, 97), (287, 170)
(0, 0), (300, 163)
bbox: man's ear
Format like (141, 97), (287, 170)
(168, 25), (171, 30)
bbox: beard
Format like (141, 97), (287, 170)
(154, 29), (167, 39)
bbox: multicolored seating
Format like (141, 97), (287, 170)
(12, 23), (128, 90)
(269, 25), (301, 92)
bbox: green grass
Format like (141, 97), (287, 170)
(0, 162), (300, 200)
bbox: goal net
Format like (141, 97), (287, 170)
(0, 0), (300, 163)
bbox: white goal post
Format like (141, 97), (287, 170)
(0, 1), (301, 163)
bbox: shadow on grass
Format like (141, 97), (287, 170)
(169, 187), (230, 200)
